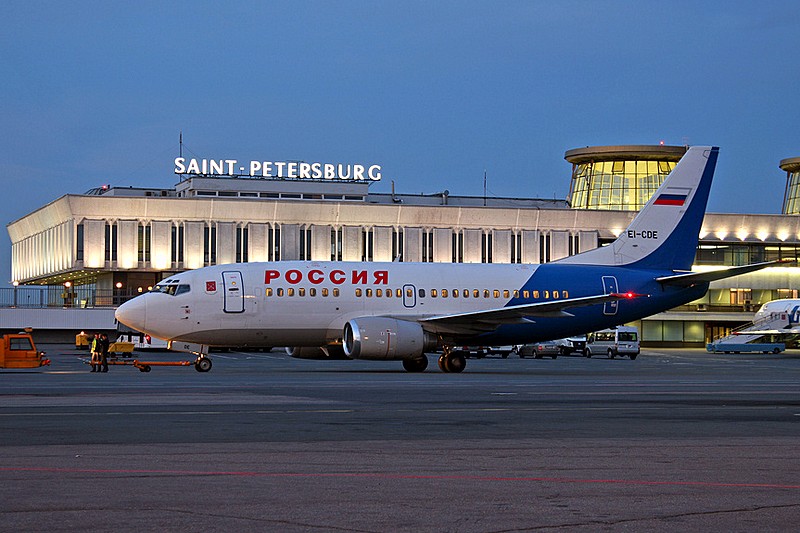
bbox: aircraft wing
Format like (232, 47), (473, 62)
(417, 292), (644, 335)
(656, 260), (782, 287)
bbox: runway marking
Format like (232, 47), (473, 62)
(2, 466), (799, 491)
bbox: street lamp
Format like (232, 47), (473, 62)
(114, 282), (123, 305)
(12, 280), (18, 308)
(63, 281), (72, 307)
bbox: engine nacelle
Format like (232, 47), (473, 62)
(343, 317), (436, 360)
(286, 345), (348, 360)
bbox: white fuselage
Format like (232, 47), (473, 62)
(118, 262), (543, 346)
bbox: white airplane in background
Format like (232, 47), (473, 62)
(116, 146), (777, 372)
(732, 299), (800, 335)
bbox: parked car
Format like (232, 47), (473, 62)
(462, 346), (517, 358)
(489, 346), (515, 358)
(554, 335), (587, 356)
(516, 342), (559, 359)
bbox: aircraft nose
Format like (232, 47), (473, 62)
(115, 296), (147, 331)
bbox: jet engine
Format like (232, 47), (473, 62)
(343, 317), (437, 360)
(285, 345), (348, 360)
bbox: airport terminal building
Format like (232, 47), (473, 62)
(8, 145), (800, 347)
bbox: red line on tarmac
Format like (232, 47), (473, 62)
(2, 466), (799, 490)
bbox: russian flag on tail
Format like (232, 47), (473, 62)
(653, 193), (688, 206)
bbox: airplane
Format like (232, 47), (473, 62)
(731, 299), (800, 335)
(115, 145), (777, 372)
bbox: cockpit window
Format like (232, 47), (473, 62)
(151, 284), (191, 296)
(174, 285), (190, 296)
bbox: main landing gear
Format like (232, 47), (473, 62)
(437, 349), (467, 373)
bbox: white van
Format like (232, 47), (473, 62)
(584, 326), (640, 359)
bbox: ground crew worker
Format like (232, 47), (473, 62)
(99, 333), (110, 372)
(90, 333), (100, 372)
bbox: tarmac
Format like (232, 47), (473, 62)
(2, 346), (800, 532)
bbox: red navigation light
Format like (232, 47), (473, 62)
(611, 291), (647, 299)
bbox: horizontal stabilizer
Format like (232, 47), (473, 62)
(656, 261), (780, 287)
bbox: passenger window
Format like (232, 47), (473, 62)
(386, 289), (392, 298)
(299, 288), (306, 297)
(356, 288), (362, 297)
(366, 289), (372, 297)
(563, 290), (569, 298)
(473, 289), (479, 298)
(277, 288), (284, 297)
(442, 289), (448, 297)
(531, 290), (537, 298)
(376, 289), (383, 297)
(524, 290), (530, 299)
(483, 289), (490, 298)
(463, 289), (469, 298)
(310, 288), (316, 297)
(266, 288), (273, 297)
(544, 290), (550, 298)
(431, 289), (437, 297)
(406, 288), (413, 298)
(513, 290), (519, 298)
(287, 288), (295, 297)
(419, 288), (425, 297)
(503, 290), (509, 298)
(322, 288), (328, 297)
(396, 289), (402, 297)
(333, 288), (340, 297)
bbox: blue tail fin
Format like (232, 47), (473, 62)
(556, 146), (719, 271)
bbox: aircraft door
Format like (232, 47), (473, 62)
(601, 276), (618, 316)
(222, 271), (245, 313)
(402, 284), (417, 308)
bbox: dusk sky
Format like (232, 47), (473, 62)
(2, 1), (799, 285)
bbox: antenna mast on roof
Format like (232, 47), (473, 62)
(483, 169), (487, 206)
(179, 131), (183, 159)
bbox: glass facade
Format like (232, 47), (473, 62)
(565, 145), (686, 211)
(781, 157), (800, 214)
(695, 243), (800, 266)
(569, 159), (677, 210)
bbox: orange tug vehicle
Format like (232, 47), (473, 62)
(0, 333), (50, 369)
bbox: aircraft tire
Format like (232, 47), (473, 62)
(442, 352), (467, 373)
(195, 357), (212, 372)
(403, 356), (428, 372)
